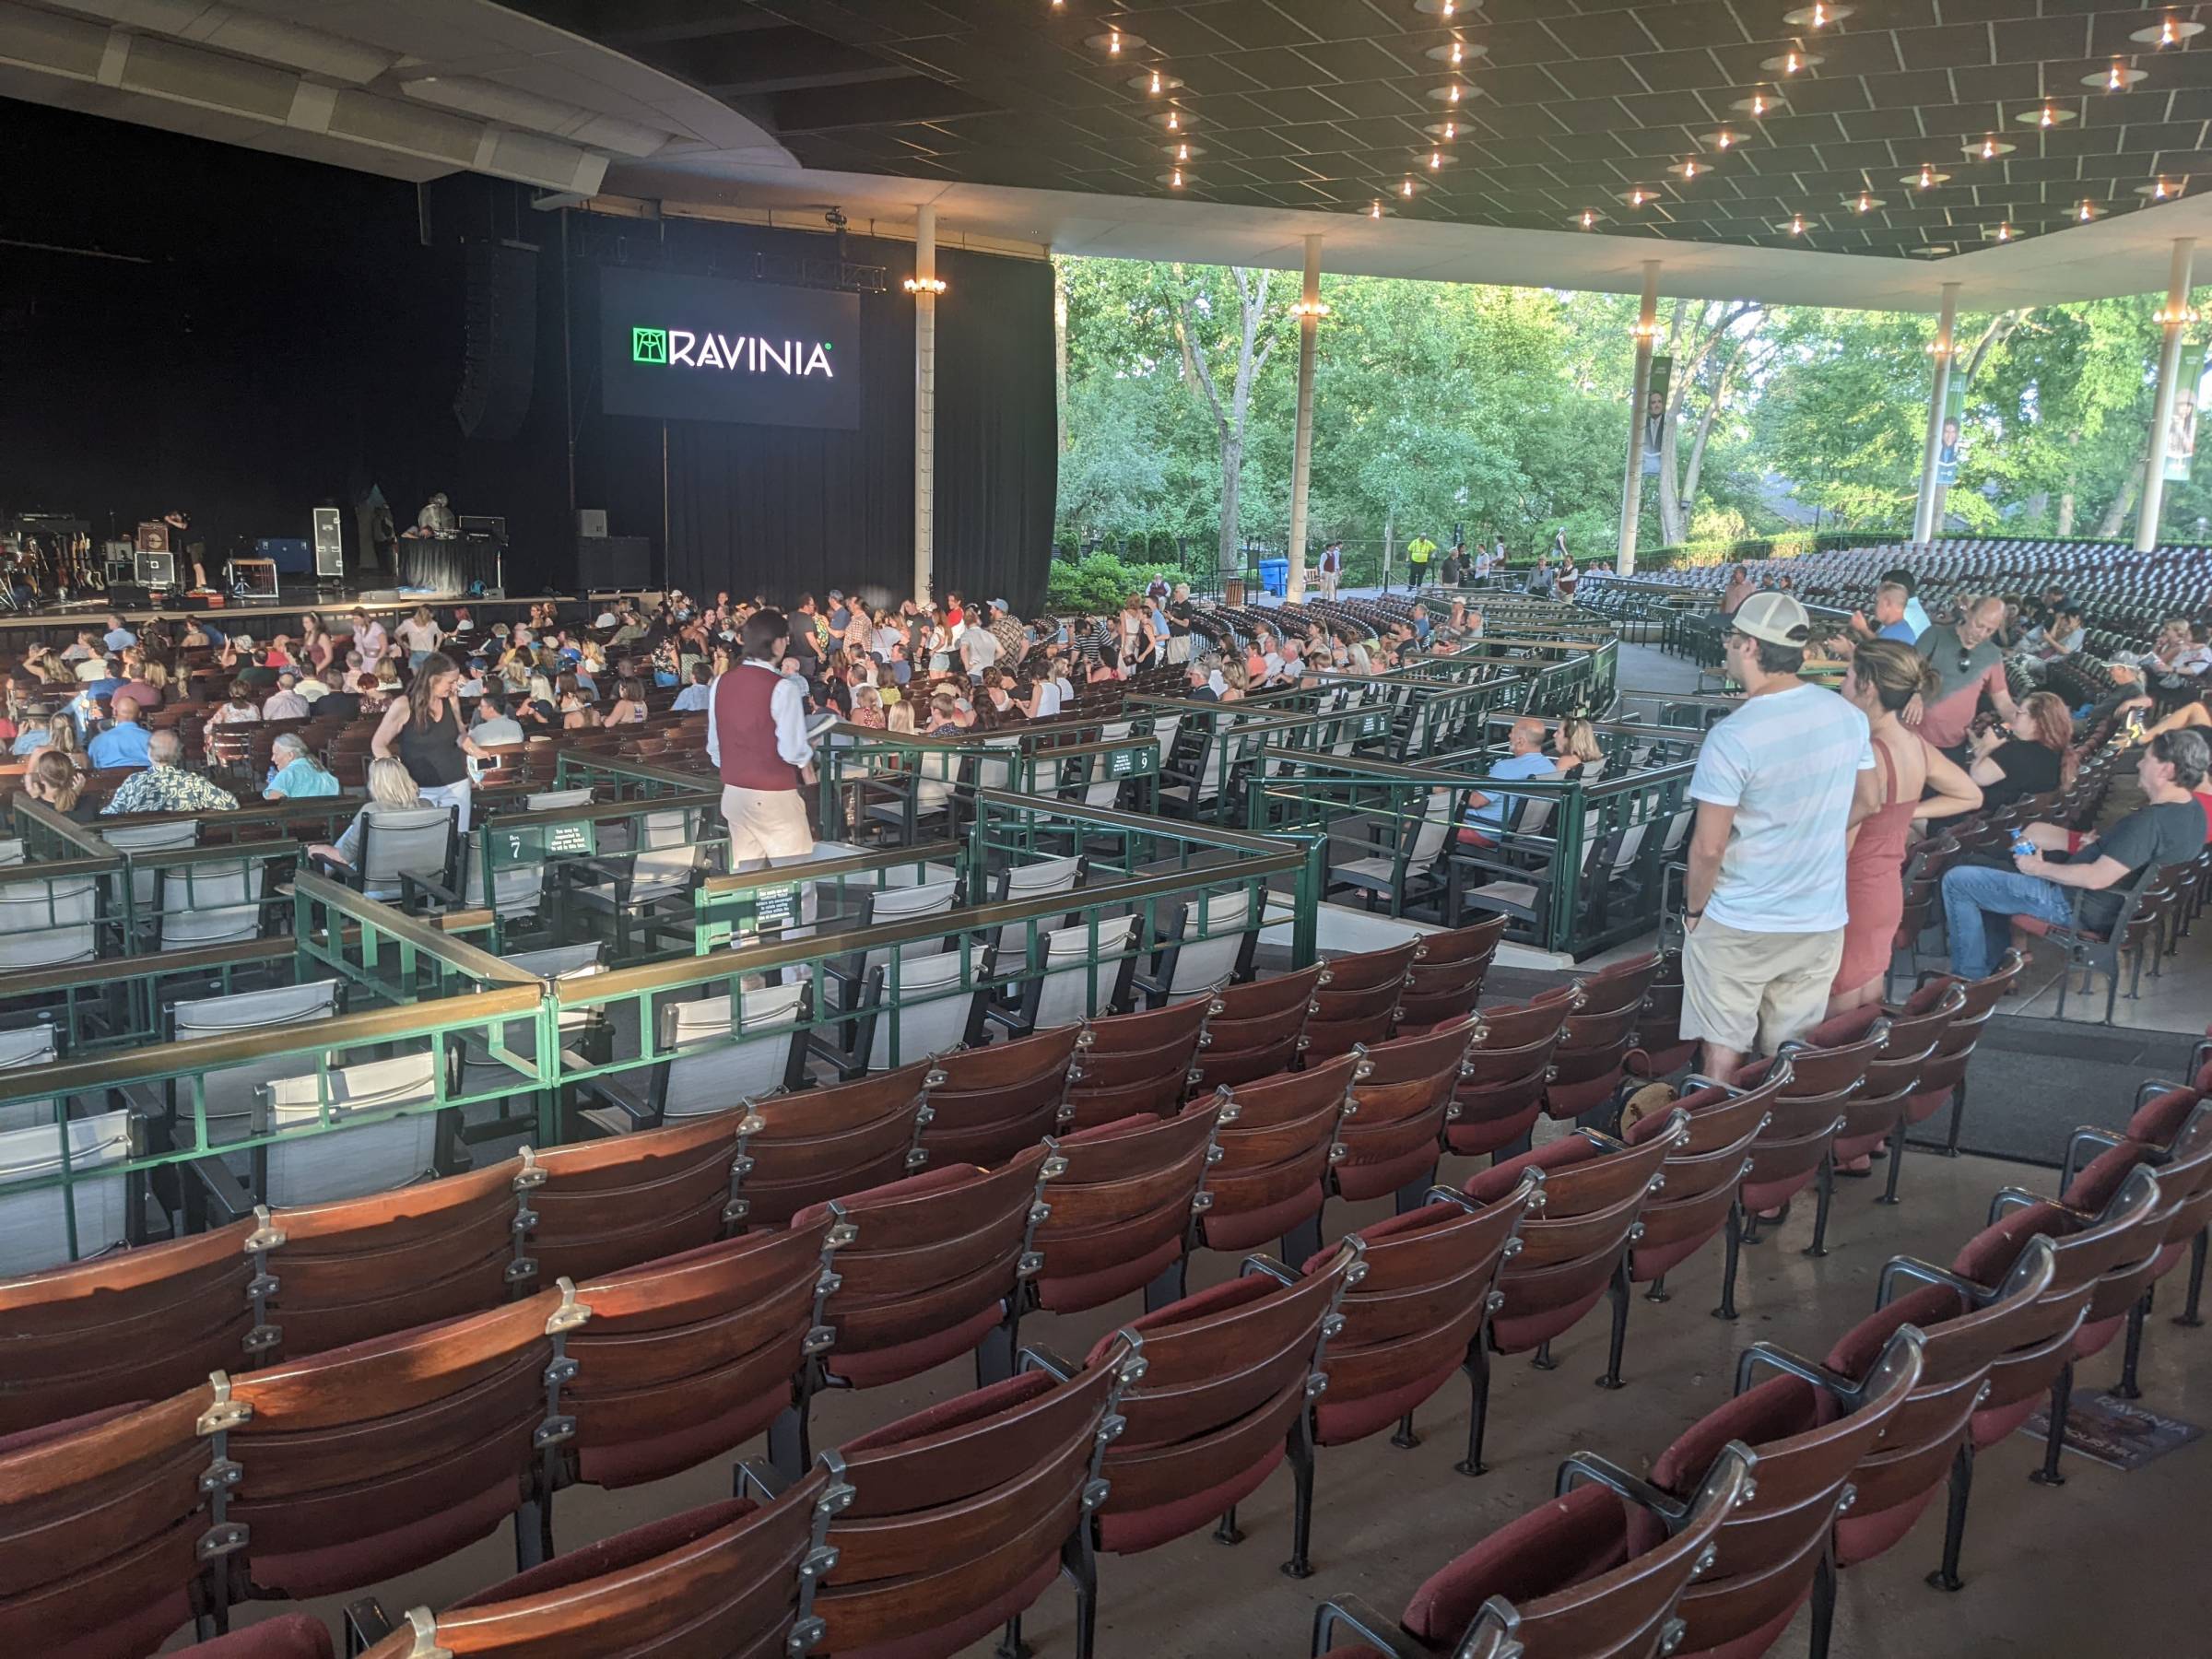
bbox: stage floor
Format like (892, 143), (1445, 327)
(0, 588), (612, 634)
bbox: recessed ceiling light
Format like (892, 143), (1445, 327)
(1424, 40), (1488, 65)
(1424, 121), (1462, 140)
(2088, 63), (2147, 91)
(1783, 3), (1852, 26)
(1848, 191), (1885, 213)
(1964, 135), (2016, 159)
(1904, 165), (1951, 189)
(1777, 214), (1808, 234)
(2132, 18), (2204, 46)
(1618, 187), (1659, 206)
(1086, 29), (1143, 55)
(1573, 208), (1605, 229)
(1732, 89), (1786, 117)
(2017, 103), (2077, 126)
(1761, 49), (1822, 74)
(2136, 178), (2185, 200)
(1425, 84), (1481, 104)
(1700, 130), (1742, 150)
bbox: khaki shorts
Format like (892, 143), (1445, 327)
(1680, 919), (1843, 1057)
(722, 784), (815, 868)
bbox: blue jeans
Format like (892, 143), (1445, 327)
(1940, 864), (2073, 979)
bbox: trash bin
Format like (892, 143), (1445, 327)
(1258, 557), (1288, 597)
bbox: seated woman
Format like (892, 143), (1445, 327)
(1965, 690), (2073, 809)
(559, 688), (600, 731)
(264, 732), (340, 801)
(1550, 716), (1606, 776)
(603, 677), (648, 726)
(308, 757), (420, 870)
(2137, 695), (2212, 745)
(206, 682), (262, 727)
(22, 747), (99, 823)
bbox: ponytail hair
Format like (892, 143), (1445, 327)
(1851, 639), (1938, 713)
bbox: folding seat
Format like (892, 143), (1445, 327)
(211, 1283), (593, 1612)
(0, 1382), (225, 1655)
(789, 1145), (1057, 1415)
(991, 915), (1142, 1038)
(858, 946), (987, 1070)
(564, 1216), (837, 1490)
(1084, 1240), (1363, 1564)
(1543, 951), (1662, 1124)
(1061, 995), (1210, 1129)
(0, 1216), (261, 1440)
(1900, 1166), (2159, 1589)
(1329, 1016), (1481, 1211)
(1559, 1327), (1923, 1659)
(1280, 1171), (1541, 1577)
(1728, 1023), (1882, 1258)
(1444, 988), (1576, 1160)
(1303, 939), (1420, 1057)
(1618, 1064), (1785, 1318)
(1326, 785), (1457, 918)
(1030, 1098), (1228, 1317)
(1455, 1116), (1687, 1471)
(1804, 985), (1965, 1206)
(1394, 915), (1507, 1029)
(1188, 962), (1324, 1091)
(1137, 885), (1257, 1005)
(172, 1614), (335, 1656)
(924, 1022), (1081, 1164)
(1625, 948), (1697, 1077)
(1188, 1050), (1358, 1262)
(579, 982), (810, 1131)
(1900, 950), (2025, 1159)
(1308, 1444), (1752, 1659)
(345, 1465), (838, 1659)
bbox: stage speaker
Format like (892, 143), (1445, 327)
(453, 242), (538, 441)
(576, 508), (607, 538)
(578, 535), (650, 591)
(134, 550), (175, 588)
(108, 582), (151, 608)
(135, 520), (169, 553)
(312, 508), (346, 578)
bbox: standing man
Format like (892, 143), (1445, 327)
(1681, 594), (1875, 1082)
(1910, 595), (2018, 765)
(708, 609), (818, 870)
(1317, 541), (1342, 602)
(1406, 531), (1437, 589)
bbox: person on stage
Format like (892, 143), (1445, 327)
(371, 650), (489, 832)
(408, 491), (457, 539)
(706, 609), (818, 870)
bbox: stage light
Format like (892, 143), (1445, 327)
(902, 276), (947, 294)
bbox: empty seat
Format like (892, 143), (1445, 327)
(1062, 995), (1211, 1129)
(166, 980), (343, 1152)
(1189, 963), (1324, 1091)
(1031, 1100), (1228, 1317)
(1395, 915), (1507, 1028)
(1190, 1051), (1359, 1261)
(1143, 887), (1256, 1005)
(1303, 940), (1419, 1058)
(248, 1050), (453, 1208)
(925, 1023), (1083, 1164)
(1330, 1016), (1480, 1210)
(0, 1109), (140, 1275)
(584, 982), (809, 1130)
(1619, 1065), (1783, 1320)
(1444, 988), (1577, 1161)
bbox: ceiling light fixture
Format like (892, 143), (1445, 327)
(1620, 187), (1655, 206)
(2088, 62), (2147, 90)
(1401, 177), (1417, 197)
(1674, 159), (1702, 179)
(1577, 208), (1601, 229)
(2077, 198), (2098, 220)
(1761, 49), (1822, 74)
(1777, 213), (1808, 234)
(2133, 17), (2204, 46)
(1733, 89), (1785, 117)
(2137, 178), (2183, 200)
(1702, 129), (1739, 150)
(1783, 3), (1852, 26)
(1087, 29), (1144, 56)
(1965, 135), (2015, 159)
(1371, 198), (1385, 218)
(903, 275), (947, 294)
(1150, 68), (1163, 93)
(2017, 103), (2076, 126)
(1429, 149), (1444, 169)
(1906, 165), (1950, 189)
(1171, 168), (1184, 187)
(1290, 298), (1331, 317)
(1852, 190), (1881, 213)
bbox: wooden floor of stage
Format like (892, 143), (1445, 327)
(0, 589), (618, 633)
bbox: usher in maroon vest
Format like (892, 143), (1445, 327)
(713, 663), (802, 792)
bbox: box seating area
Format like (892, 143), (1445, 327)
(3, 595), (2207, 1659)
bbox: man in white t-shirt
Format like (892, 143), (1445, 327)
(959, 621), (1000, 680)
(1682, 592), (1875, 1082)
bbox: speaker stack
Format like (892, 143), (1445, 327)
(453, 242), (538, 441)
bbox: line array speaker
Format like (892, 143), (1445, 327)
(453, 242), (537, 441)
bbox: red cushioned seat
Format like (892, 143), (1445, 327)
(452, 1499), (757, 1607)
(2126, 1087), (2202, 1147)
(1200, 1182), (1324, 1252)
(1462, 1134), (1600, 1205)
(1401, 1485), (1630, 1644)
(171, 1614), (336, 1659)
(1625, 1378), (1823, 1558)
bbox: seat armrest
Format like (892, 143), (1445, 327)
(1310, 1595), (1422, 1659)
(1986, 1185), (2064, 1226)
(1877, 1254), (1984, 1309)
(1017, 1345), (1081, 1382)
(573, 1068), (658, 1131)
(1735, 1341), (1867, 1403)
(345, 1597), (399, 1652)
(2060, 1126), (2128, 1193)
(1239, 1253), (1299, 1288)
(2134, 1078), (2189, 1108)
(735, 1460), (791, 1501)
(1554, 1450), (1688, 1525)
(188, 1153), (258, 1225)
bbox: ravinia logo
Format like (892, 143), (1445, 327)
(631, 325), (834, 377)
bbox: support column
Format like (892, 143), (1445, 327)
(1911, 282), (1961, 545)
(912, 204), (939, 605)
(2136, 237), (2198, 553)
(1286, 234), (1324, 604)
(1617, 260), (1661, 576)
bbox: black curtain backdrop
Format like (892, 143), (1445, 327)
(0, 103), (1058, 611)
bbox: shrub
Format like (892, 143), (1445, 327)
(1045, 551), (1180, 615)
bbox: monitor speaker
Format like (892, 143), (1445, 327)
(576, 508), (608, 538)
(134, 550), (175, 588)
(453, 243), (537, 441)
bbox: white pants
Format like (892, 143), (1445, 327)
(1320, 569), (1339, 600)
(722, 784), (815, 870)
(420, 779), (473, 836)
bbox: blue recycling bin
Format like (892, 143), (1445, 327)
(1258, 556), (1288, 596)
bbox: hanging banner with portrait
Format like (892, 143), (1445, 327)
(1935, 375), (1966, 488)
(1641, 355), (1672, 475)
(2163, 343), (2206, 483)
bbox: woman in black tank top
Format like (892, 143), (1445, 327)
(371, 650), (490, 832)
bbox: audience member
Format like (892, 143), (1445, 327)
(1910, 596), (2019, 760)
(309, 757), (420, 870)
(100, 730), (238, 815)
(1941, 730), (2210, 978)
(264, 733), (339, 801)
(263, 673), (311, 721)
(1681, 594), (1873, 1082)
(672, 664), (712, 712)
(23, 748), (97, 823)
(87, 696), (152, 770)
(1458, 716), (1558, 843)
(1966, 690), (2075, 808)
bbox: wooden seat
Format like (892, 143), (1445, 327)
(1280, 1171), (1541, 1578)
(809, 1344), (1136, 1659)
(924, 1023), (1082, 1165)
(1190, 963), (1324, 1092)
(2057, 1097), (2212, 1368)
(1031, 1100), (1228, 1318)
(1445, 989), (1576, 1159)
(1543, 951), (1661, 1122)
(1188, 1051), (1358, 1261)
(1308, 1444), (1752, 1659)
(1330, 1016), (1481, 1210)
(1454, 1117), (1688, 1471)
(1084, 1240), (1364, 1560)
(1062, 997), (1211, 1129)
(350, 1465), (836, 1659)
(1627, 949), (1697, 1077)
(1303, 940), (1420, 1058)
(1562, 1328), (1923, 1659)
(1900, 950), (2025, 1157)
(175, 1613), (335, 1657)
(1394, 916), (1507, 1029)
(1728, 1048), (1855, 1257)
(567, 1217), (839, 1489)
(1805, 984), (1967, 1204)
(1620, 1065), (1785, 1320)
(794, 1147), (1057, 1401)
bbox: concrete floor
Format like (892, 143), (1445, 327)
(174, 1138), (2212, 1658)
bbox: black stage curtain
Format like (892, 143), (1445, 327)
(651, 225), (1057, 615)
(396, 536), (500, 593)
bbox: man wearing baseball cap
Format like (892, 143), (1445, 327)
(1681, 590), (1876, 1083)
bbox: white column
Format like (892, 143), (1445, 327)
(1617, 260), (1661, 576)
(1286, 234), (1323, 604)
(2136, 237), (2198, 553)
(1911, 282), (1961, 545)
(912, 205), (938, 605)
